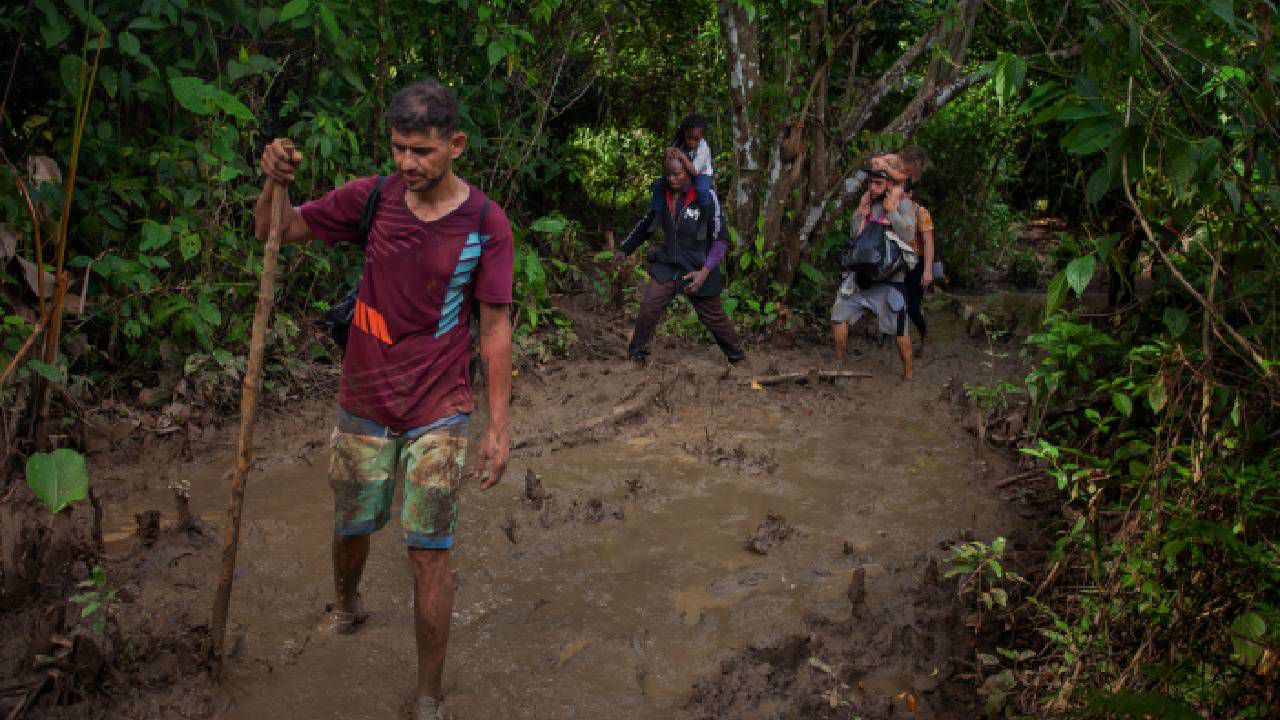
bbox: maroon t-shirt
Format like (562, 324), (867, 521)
(300, 174), (513, 430)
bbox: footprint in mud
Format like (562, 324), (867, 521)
(680, 434), (779, 475)
(745, 511), (796, 555)
(510, 470), (624, 537)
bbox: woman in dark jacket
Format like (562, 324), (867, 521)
(615, 153), (745, 364)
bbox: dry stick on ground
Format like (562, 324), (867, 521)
(744, 369), (871, 386)
(512, 378), (673, 450)
(209, 172), (289, 669)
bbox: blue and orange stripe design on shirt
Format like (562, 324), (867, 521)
(435, 230), (487, 337)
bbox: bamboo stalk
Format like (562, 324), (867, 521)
(209, 176), (289, 668)
(30, 31), (104, 451)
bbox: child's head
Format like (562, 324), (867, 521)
(869, 153), (908, 183)
(898, 145), (929, 182)
(675, 113), (709, 150)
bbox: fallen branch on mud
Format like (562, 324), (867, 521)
(513, 378), (672, 450)
(744, 369), (871, 386)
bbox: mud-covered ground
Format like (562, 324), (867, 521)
(2, 293), (1050, 719)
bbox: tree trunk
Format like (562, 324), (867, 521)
(783, 0), (984, 289)
(714, 0), (990, 291)
(370, 0), (389, 166)
(716, 0), (764, 246)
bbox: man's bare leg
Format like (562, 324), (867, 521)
(896, 336), (914, 380)
(409, 548), (454, 704)
(332, 533), (370, 613)
(832, 322), (849, 364)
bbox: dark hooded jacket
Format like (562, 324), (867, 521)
(619, 185), (728, 298)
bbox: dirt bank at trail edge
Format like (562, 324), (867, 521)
(3, 293), (1042, 719)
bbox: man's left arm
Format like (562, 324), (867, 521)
(685, 190), (727, 293)
(476, 301), (511, 490)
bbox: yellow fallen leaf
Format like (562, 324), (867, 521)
(896, 691), (907, 700)
(512, 370), (519, 376)
(750, 379), (763, 391)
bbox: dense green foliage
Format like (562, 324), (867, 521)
(2, 1), (1276, 716)
(964, 1), (1279, 717)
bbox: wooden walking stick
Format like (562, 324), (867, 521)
(209, 152), (291, 669)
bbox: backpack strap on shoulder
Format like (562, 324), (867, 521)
(476, 199), (490, 236)
(358, 175), (388, 239)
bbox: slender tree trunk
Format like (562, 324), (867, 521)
(371, 0), (389, 166)
(717, 0), (764, 245)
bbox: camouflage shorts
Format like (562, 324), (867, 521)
(328, 407), (469, 549)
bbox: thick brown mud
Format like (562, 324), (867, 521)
(4, 295), (1034, 719)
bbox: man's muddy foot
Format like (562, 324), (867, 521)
(411, 696), (446, 720)
(319, 601), (370, 635)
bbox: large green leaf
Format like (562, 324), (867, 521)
(140, 220), (172, 251)
(117, 31), (141, 56)
(529, 216), (566, 233)
(169, 77), (253, 122)
(36, 0), (71, 47)
(179, 232), (201, 261)
(1062, 118), (1122, 155)
(318, 4), (340, 42)
(59, 55), (82, 100)
(487, 40), (509, 66)
(26, 449), (89, 514)
(1086, 167), (1111, 204)
(1044, 269), (1068, 319)
(169, 76), (217, 116)
(1065, 255), (1096, 297)
(1112, 392), (1133, 417)
(279, 0), (311, 22)
(1163, 307), (1189, 337)
(27, 359), (66, 384)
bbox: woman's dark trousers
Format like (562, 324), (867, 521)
(628, 278), (744, 362)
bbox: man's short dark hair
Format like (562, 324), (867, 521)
(385, 79), (460, 137)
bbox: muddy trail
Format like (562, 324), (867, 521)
(3, 294), (1046, 719)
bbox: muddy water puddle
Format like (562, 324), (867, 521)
(100, 333), (1011, 719)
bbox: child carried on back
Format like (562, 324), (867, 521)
(650, 113), (715, 212)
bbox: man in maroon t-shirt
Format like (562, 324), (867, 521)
(255, 79), (512, 720)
